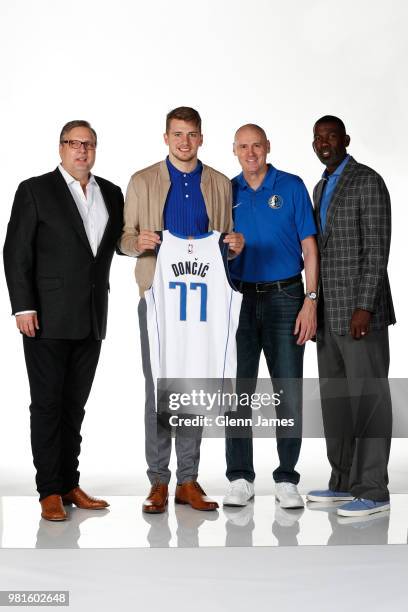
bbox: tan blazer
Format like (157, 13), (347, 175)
(120, 160), (233, 295)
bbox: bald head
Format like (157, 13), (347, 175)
(234, 123), (268, 144)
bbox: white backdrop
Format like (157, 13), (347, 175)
(1, 0), (407, 496)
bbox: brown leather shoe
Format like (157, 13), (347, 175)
(142, 482), (169, 514)
(175, 481), (219, 511)
(61, 487), (109, 509)
(40, 494), (67, 521)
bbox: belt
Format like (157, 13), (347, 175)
(239, 274), (303, 294)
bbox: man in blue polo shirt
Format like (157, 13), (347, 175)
(223, 123), (319, 509)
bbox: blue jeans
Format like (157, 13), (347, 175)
(226, 279), (305, 484)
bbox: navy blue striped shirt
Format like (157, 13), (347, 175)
(163, 157), (209, 235)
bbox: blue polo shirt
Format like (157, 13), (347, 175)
(229, 165), (316, 282)
(163, 157), (209, 235)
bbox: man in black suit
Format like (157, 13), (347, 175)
(306, 116), (395, 518)
(3, 120), (124, 521)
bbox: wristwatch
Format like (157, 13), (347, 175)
(306, 291), (318, 301)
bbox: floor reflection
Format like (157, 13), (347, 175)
(272, 504), (304, 546)
(306, 501), (390, 545)
(175, 504), (219, 548)
(224, 503), (255, 547)
(0, 495), (401, 548)
(143, 511), (171, 548)
(143, 505), (219, 548)
(36, 508), (110, 549)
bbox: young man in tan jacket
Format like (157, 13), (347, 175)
(121, 106), (244, 512)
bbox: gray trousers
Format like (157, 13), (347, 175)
(138, 298), (202, 485)
(317, 323), (392, 501)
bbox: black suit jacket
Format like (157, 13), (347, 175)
(3, 168), (124, 340)
(313, 156), (396, 334)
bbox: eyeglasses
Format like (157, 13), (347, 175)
(61, 139), (97, 150)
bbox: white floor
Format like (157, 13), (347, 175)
(0, 494), (405, 549)
(1, 496), (407, 611)
(2, 459), (407, 610)
(1, 546), (407, 612)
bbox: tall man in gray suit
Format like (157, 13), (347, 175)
(307, 116), (395, 518)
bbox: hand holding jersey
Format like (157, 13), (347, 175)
(136, 229), (244, 257)
(121, 107), (241, 512)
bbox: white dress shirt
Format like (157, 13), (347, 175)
(16, 165), (109, 316)
(58, 164), (108, 256)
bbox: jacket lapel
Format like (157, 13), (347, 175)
(200, 165), (212, 227)
(321, 156), (358, 249)
(313, 178), (326, 237)
(158, 161), (171, 223)
(52, 168), (94, 257)
(94, 178), (112, 258)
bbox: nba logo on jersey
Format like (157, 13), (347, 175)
(144, 231), (242, 389)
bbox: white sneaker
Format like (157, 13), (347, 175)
(275, 482), (304, 509)
(223, 479), (254, 507)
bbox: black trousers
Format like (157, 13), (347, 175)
(23, 335), (102, 500)
(317, 323), (392, 502)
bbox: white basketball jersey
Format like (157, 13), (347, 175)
(144, 230), (242, 383)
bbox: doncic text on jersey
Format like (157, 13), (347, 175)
(171, 258), (210, 278)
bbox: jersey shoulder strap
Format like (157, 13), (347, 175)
(219, 232), (239, 291)
(155, 230), (163, 256)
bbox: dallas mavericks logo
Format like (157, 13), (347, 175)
(268, 195), (283, 209)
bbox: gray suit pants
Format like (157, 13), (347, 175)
(317, 323), (392, 501)
(138, 298), (202, 485)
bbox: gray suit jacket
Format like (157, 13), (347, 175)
(313, 156), (396, 334)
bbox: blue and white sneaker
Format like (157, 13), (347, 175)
(307, 489), (353, 503)
(336, 498), (390, 517)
